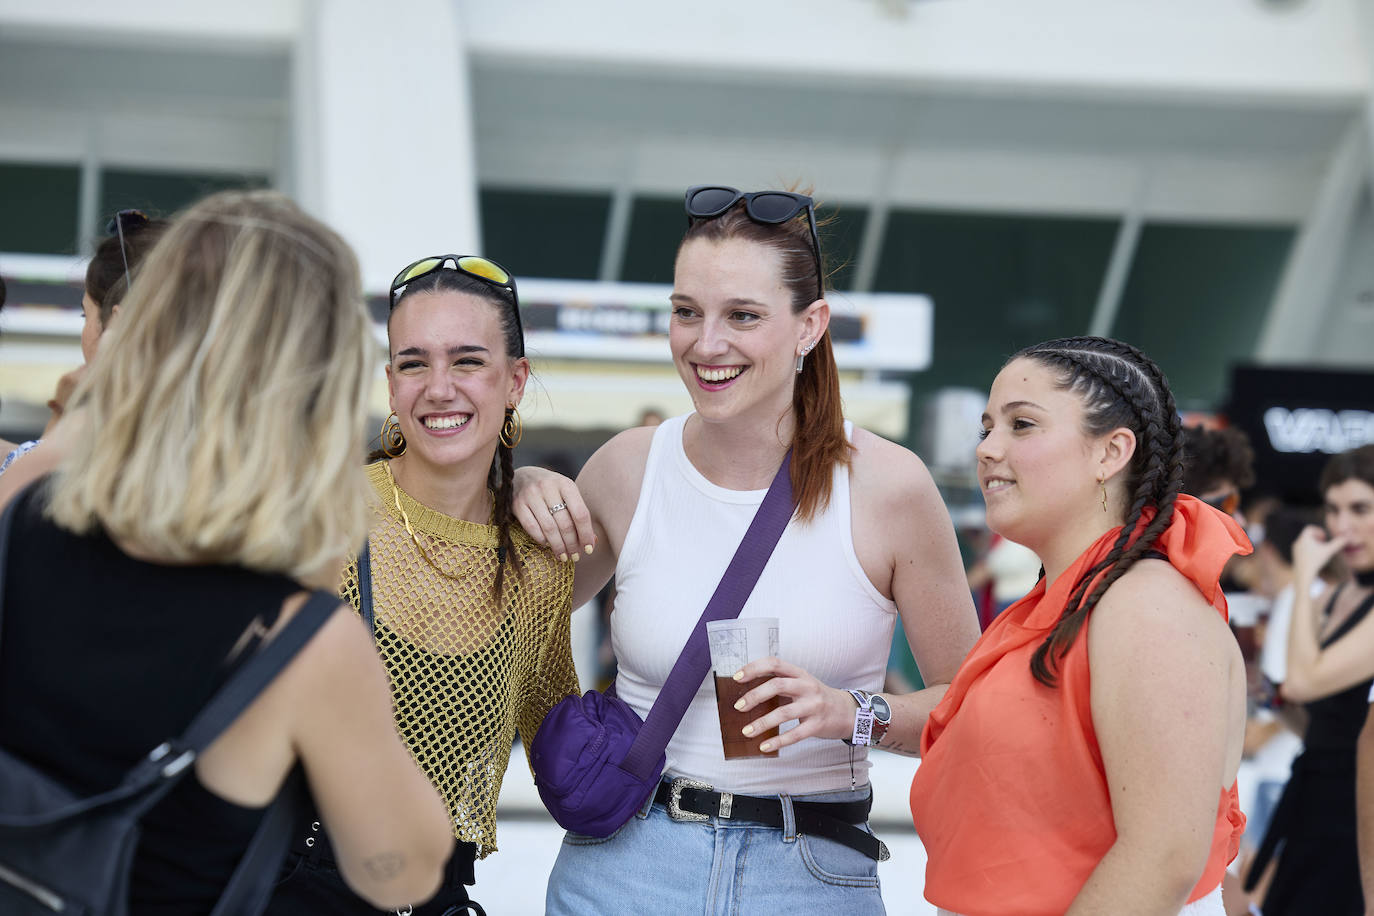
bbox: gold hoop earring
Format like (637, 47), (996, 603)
(381, 411), (406, 458)
(1099, 477), (1108, 514)
(500, 406), (523, 449)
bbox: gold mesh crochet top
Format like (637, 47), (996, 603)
(340, 460), (577, 857)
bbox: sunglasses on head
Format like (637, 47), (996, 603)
(684, 185), (824, 301)
(105, 209), (151, 295)
(1202, 490), (1240, 516)
(389, 254), (524, 356)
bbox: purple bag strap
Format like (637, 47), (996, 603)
(620, 450), (795, 780)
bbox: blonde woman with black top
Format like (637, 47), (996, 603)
(267, 256), (577, 915)
(0, 190), (453, 912)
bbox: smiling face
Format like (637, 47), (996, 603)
(669, 236), (825, 425)
(385, 289), (528, 473)
(977, 358), (1130, 550)
(1324, 477), (1374, 573)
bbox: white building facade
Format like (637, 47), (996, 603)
(3, 0), (1373, 454)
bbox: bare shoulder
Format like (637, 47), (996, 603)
(580, 425), (657, 487)
(279, 598), (380, 689)
(848, 426), (942, 518)
(1091, 558), (1234, 651)
(578, 424), (659, 546)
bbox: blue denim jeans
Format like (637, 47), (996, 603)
(545, 785), (884, 916)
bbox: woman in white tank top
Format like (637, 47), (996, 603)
(514, 185), (981, 915)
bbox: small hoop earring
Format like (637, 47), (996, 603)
(381, 411), (406, 458)
(500, 406), (523, 449)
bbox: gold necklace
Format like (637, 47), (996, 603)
(383, 461), (469, 581)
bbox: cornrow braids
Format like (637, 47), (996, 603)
(1010, 336), (1184, 687)
(488, 420), (521, 599)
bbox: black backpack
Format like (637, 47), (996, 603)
(0, 490), (338, 915)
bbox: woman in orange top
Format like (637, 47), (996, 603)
(910, 336), (1249, 916)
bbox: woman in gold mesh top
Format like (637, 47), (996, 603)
(266, 255), (577, 916)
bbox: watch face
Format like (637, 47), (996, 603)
(870, 694), (892, 723)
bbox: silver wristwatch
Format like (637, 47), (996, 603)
(843, 689), (892, 747)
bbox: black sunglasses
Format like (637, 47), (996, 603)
(389, 254), (524, 356)
(105, 209), (151, 295)
(684, 185), (824, 301)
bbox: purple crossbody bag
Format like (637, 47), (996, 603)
(529, 452), (795, 837)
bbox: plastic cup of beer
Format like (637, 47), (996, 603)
(706, 617), (781, 759)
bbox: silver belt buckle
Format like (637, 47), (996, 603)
(666, 777), (712, 823)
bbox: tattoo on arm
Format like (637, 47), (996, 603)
(362, 852), (406, 882)
(876, 737), (921, 757)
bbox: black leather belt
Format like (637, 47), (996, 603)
(653, 777), (890, 862)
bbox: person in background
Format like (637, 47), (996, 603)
(1225, 505), (1313, 915)
(911, 336), (1248, 916)
(1357, 695), (1374, 909)
(1180, 425), (1254, 525)
(0, 273), (16, 461)
(266, 254), (576, 915)
(0, 189), (453, 911)
(965, 532), (1042, 629)
(0, 210), (168, 476)
(49, 209), (169, 435)
(1247, 444), (1374, 915)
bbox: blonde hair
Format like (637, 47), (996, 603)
(48, 189), (374, 583)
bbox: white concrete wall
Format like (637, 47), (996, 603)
(459, 0), (1369, 101)
(0, 0), (300, 49)
(2, 0), (1372, 370)
(291, 0), (480, 289)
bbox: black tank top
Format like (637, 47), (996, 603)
(0, 483), (302, 914)
(1303, 583), (1374, 756)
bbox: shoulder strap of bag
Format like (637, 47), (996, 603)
(173, 590), (338, 757)
(621, 451), (795, 780)
(0, 481), (31, 649)
(357, 539), (375, 634)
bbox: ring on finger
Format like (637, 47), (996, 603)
(548, 502), (568, 515)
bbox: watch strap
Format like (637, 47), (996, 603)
(846, 689), (875, 746)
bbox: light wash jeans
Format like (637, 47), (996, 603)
(545, 785), (885, 916)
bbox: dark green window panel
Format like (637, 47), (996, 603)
(873, 210), (1119, 401)
(480, 188), (609, 280)
(0, 163), (81, 254)
(1112, 223), (1294, 410)
(98, 168), (268, 233)
(817, 202), (866, 292)
(622, 195), (867, 291)
(621, 196), (682, 284)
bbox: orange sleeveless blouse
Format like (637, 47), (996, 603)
(910, 496), (1249, 915)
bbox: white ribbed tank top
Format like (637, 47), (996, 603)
(612, 414), (898, 795)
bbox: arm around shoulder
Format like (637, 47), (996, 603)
(564, 425), (656, 609)
(286, 604), (453, 909)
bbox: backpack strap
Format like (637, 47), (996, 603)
(0, 482), (33, 648)
(357, 539), (375, 634)
(172, 590), (338, 759)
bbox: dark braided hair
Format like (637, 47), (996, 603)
(381, 267), (526, 599)
(1010, 336), (1185, 687)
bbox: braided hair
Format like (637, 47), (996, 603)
(1010, 336), (1184, 687)
(382, 268), (526, 599)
